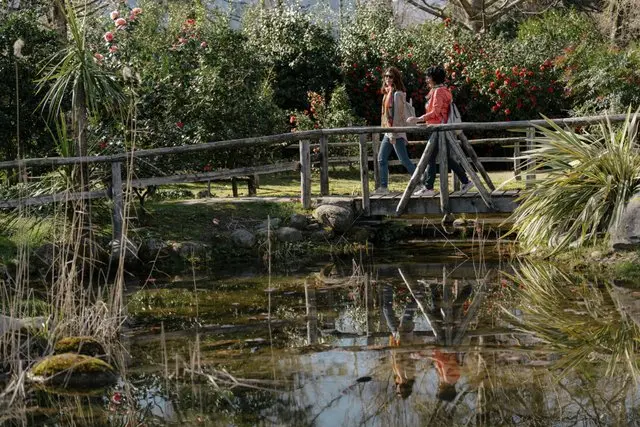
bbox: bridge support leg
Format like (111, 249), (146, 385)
(359, 134), (370, 216)
(300, 140), (311, 209)
(396, 136), (438, 215)
(319, 136), (329, 196)
(446, 132), (493, 209)
(372, 133), (381, 190)
(438, 132), (450, 214)
(526, 127), (536, 188)
(111, 161), (123, 244)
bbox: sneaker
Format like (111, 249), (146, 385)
(413, 186), (436, 197)
(373, 187), (389, 195)
(460, 181), (475, 194)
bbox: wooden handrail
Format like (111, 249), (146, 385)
(0, 113), (634, 170)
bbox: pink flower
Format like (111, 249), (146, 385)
(110, 10), (119, 20)
(115, 18), (127, 27)
(200, 41), (207, 48)
(289, 115), (296, 124)
(176, 121), (184, 129)
(109, 45), (118, 53)
(104, 32), (114, 42)
(185, 18), (196, 26)
(178, 37), (187, 45)
(132, 7), (142, 15)
(94, 53), (104, 62)
(128, 13), (136, 21)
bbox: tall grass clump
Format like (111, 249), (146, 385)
(509, 111), (640, 254)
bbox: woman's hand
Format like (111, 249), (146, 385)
(406, 116), (419, 125)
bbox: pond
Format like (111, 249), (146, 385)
(7, 243), (640, 426)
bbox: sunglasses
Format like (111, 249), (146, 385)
(384, 74), (393, 78)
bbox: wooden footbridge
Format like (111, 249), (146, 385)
(0, 114), (630, 241)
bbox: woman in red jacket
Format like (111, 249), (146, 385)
(408, 65), (473, 196)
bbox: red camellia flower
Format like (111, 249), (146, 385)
(132, 7), (142, 15)
(491, 105), (500, 112)
(99, 141), (107, 150)
(289, 115), (296, 124)
(94, 53), (104, 62)
(504, 108), (511, 115)
(115, 18), (127, 27)
(104, 32), (114, 42)
(511, 66), (519, 74)
(110, 10), (119, 20)
(109, 45), (118, 53)
(203, 164), (212, 172)
(186, 18), (196, 26)
(176, 121), (184, 129)
(489, 81), (496, 89)
(547, 86), (554, 93)
(111, 392), (122, 405)
(200, 41), (207, 48)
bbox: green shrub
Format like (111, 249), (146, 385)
(509, 112), (640, 253)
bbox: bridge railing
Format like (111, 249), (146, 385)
(0, 113), (635, 238)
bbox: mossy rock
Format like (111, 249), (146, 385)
(54, 336), (106, 358)
(29, 353), (117, 389)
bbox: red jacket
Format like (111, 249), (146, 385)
(421, 86), (452, 125)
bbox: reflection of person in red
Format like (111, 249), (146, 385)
(432, 349), (461, 402)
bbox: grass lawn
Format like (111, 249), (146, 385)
(155, 167), (529, 199)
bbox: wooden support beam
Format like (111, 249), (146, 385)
(445, 132), (494, 209)
(526, 127), (536, 188)
(300, 140), (311, 209)
(438, 132), (450, 214)
(359, 134), (370, 216)
(396, 136), (437, 215)
(372, 133), (381, 190)
(458, 133), (496, 191)
(130, 162), (298, 188)
(111, 162), (124, 243)
(231, 177), (239, 197)
(514, 135), (522, 181)
(319, 135), (329, 196)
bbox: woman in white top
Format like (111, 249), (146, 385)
(375, 66), (417, 195)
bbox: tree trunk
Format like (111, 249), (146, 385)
(52, 0), (67, 41)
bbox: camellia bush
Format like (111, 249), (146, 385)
(94, 0), (286, 175)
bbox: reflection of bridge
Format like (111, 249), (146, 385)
(0, 114), (629, 241)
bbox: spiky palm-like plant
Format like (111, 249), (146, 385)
(509, 111), (640, 254)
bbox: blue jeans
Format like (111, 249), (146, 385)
(424, 132), (469, 190)
(378, 136), (416, 188)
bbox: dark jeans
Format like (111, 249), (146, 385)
(424, 132), (469, 190)
(378, 136), (416, 188)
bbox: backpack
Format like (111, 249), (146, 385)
(447, 102), (463, 135)
(393, 91), (416, 125)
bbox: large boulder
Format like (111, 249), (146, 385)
(313, 205), (354, 233)
(230, 229), (256, 248)
(611, 194), (640, 250)
(28, 353), (117, 389)
(258, 218), (281, 230)
(276, 227), (303, 243)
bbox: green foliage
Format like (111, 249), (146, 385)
(339, 1), (427, 124)
(509, 112), (640, 253)
(99, 0), (287, 175)
(0, 7), (60, 161)
(243, 4), (340, 111)
(560, 44), (640, 114)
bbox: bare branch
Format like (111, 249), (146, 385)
(405, 0), (448, 19)
(486, 0), (530, 19)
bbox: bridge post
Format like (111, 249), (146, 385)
(372, 133), (381, 190)
(319, 135), (329, 196)
(438, 132), (450, 214)
(514, 138), (522, 181)
(300, 140), (311, 209)
(526, 127), (536, 188)
(110, 161), (123, 243)
(359, 134), (370, 215)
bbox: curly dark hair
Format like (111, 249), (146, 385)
(426, 65), (447, 85)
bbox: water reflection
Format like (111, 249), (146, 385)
(6, 251), (640, 426)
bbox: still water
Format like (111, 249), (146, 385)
(18, 244), (640, 426)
